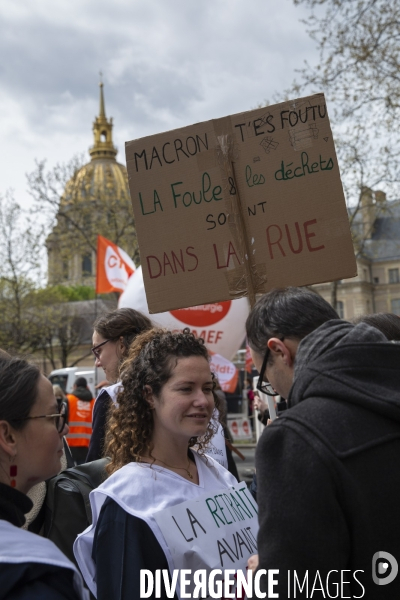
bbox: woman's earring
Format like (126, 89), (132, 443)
(10, 462), (17, 488)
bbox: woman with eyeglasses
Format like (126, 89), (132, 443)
(0, 355), (88, 600)
(86, 308), (152, 462)
(74, 329), (248, 600)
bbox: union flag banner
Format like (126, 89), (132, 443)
(96, 235), (136, 294)
(209, 352), (238, 393)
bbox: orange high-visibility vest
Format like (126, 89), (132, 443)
(66, 394), (95, 447)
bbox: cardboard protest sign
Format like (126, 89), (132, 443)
(126, 93), (357, 313)
(154, 482), (258, 598)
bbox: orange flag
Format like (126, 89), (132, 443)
(209, 352), (239, 393)
(96, 235), (135, 294)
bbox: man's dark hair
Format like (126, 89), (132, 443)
(75, 377), (88, 388)
(246, 287), (339, 354)
(356, 313), (400, 341)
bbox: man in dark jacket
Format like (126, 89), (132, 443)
(66, 377), (94, 465)
(246, 287), (400, 598)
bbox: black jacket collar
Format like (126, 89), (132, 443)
(0, 482), (33, 527)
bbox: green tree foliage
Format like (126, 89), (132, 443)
(0, 192), (45, 354)
(0, 193), (100, 367)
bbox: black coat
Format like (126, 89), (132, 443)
(0, 483), (80, 600)
(92, 497), (174, 600)
(256, 321), (400, 598)
(86, 389), (111, 462)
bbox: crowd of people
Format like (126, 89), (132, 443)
(0, 290), (400, 599)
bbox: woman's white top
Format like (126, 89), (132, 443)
(74, 452), (237, 597)
(0, 520), (88, 599)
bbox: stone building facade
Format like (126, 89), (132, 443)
(313, 191), (400, 318)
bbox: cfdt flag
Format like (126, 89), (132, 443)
(209, 352), (239, 393)
(96, 235), (135, 293)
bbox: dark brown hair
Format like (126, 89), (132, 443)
(0, 356), (41, 430)
(94, 308), (152, 355)
(355, 313), (400, 341)
(106, 328), (218, 474)
(246, 287), (339, 355)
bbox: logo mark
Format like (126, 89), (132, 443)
(372, 551), (398, 585)
(170, 302), (231, 327)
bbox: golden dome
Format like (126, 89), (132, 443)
(47, 80), (138, 287)
(62, 81), (129, 206)
(62, 159), (129, 205)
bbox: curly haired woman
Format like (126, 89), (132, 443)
(74, 328), (238, 599)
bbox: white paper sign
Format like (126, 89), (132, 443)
(154, 482), (258, 597)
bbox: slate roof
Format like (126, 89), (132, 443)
(358, 200), (400, 262)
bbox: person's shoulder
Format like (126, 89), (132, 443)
(95, 462), (154, 495)
(99, 495), (148, 530)
(195, 451), (238, 486)
(0, 560), (80, 600)
(96, 387), (112, 402)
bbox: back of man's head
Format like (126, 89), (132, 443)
(74, 376), (88, 389)
(246, 287), (339, 354)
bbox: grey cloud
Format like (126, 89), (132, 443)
(0, 0), (317, 205)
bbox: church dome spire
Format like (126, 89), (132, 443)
(89, 79), (117, 160)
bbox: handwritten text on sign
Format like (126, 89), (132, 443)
(154, 482), (258, 597)
(126, 94), (356, 312)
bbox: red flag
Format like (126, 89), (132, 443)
(96, 235), (135, 294)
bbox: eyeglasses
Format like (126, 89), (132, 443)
(91, 339), (111, 359)
(256, 339), (284, 397)
(14, 401), (68, 433)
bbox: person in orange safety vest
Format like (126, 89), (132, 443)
(66, 377), (95, 465)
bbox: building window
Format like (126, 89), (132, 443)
(363, 268), (368, 281)
(82, 254), (92, 276)
(337, 301), (344, 319)
(373, 277), (379, 284)
(62, 260), (69, 280)
(391, 299), (400, 316)
(389, 268), (400, 284)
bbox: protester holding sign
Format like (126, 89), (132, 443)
(0, 354), (87, 600)
(86, 308), (153, 462)
(74, 329), (253, 599)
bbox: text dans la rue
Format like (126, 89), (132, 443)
(145, 219), (326, 280)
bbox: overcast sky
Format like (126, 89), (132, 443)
(0, 0), (318, 208)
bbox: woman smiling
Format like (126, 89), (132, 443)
(74, 328), (238, 599)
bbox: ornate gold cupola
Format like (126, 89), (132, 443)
(89, 80), (118, 160)
(46, 79), (138, 288)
